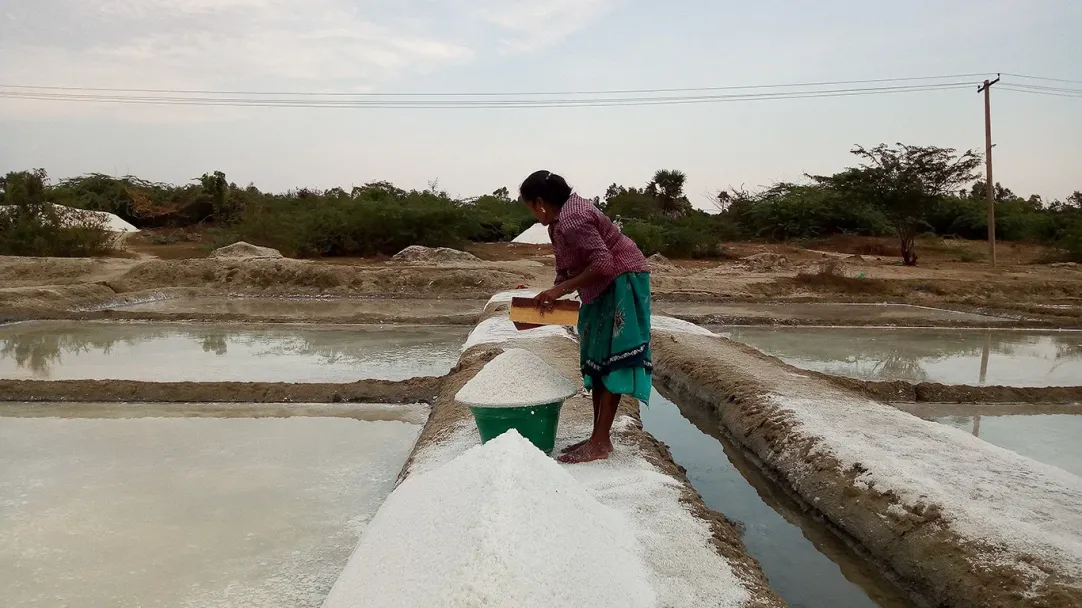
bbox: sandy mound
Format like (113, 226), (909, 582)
(512, 223), (551, 245)
(741, 252), (790, 272)
(108, 258), (533, 299)
(209, 242), (283, 260)
(392, 246), (481, 264)
(799, 259), (858, 278)
(647, 253), (675, 270)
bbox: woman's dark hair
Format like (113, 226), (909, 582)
(519, 170), (572, 207)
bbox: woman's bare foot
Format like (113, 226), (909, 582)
(557, 439), (613, 464)
(560, 439), (589, 454)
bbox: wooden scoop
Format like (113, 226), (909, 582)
(509, 297), (580, 330)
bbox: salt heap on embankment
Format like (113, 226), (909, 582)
(321, 431), (656, 608)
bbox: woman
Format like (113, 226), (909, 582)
(521, 170), (651, 464)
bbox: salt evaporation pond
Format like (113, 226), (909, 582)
(932, 413), (1082, 476)
(661, 302), (998, 324)
(0, 414), (420, 608)
(108, 296), (484, 320)
(0, 321), (469, 382)
(713, 326), (1082, 387)
(641, 389), (912, 608)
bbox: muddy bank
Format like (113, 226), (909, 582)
(105, 258), (536, 299)
(0, 377), (440, 404)
(0, 401), (430, 424)
(9, 308), (481, 326)
(892, 401), (1082, 418)
(669, 312), (1079, 329)
(390, 319), (785, 607)
(819, 373), (1082, 404)
(652, 333), (1082, 608)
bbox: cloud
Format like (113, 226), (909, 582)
(0, 0), (613, 120)
(0, 0), (473, 122)
(466, 0), (615, 52)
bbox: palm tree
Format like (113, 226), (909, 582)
(647, 169), (691, 216)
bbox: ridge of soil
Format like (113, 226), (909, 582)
(0, 377), (441, 404)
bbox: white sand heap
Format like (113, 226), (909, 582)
(321, 430), (656, 608)
(455, 348), (578, 408)
(0, 204), (138, 234)
(392, 245), (481, 263)
(209, 241), (284, 260)
(511, 223), (551, 245)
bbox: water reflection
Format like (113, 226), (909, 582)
(0, 321), (469, 382)
(933, 414), (1082, 476)
(642, 388), (913, 608)
(712, 327), (1082, 387)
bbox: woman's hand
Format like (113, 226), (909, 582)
(534, 287), (563, 312)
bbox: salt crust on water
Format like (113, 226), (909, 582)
(394, 415), (751, 608)
(320, 431), (657, 608)
(455, 348), (578, 408)
(461, 316), (573, 351)
(773, 394), (1082, 582)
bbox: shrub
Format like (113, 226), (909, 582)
(0, 170), (115, 257)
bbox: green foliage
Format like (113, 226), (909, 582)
(809, 143), (983, 265)
(725, 182), (890, 240)
(0, 170), (115, 257)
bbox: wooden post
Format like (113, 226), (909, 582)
(978, 75), (1001, 268)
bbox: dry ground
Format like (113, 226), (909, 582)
(2, 234), (1080, 324)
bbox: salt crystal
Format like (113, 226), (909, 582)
(321, 431), (656, 608)
(455, 349), (578, 408)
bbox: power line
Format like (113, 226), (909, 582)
(999, 86), (1082, 99)
(0, 73), (988, 98)
(0, 82), (974, 109)
(1002, 72), (1082, 86)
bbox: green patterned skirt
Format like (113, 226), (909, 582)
(578, 272), (651, 404)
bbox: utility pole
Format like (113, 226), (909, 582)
(978, 74), (1001, 268)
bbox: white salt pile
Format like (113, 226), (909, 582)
(650, 315), (716, 336)
(511, 223), (551, 245)
(0, 204), (139, 234)
(321, 430), (656, 608)
(455, 348), (578, 408)
(461, 316), (573, 351)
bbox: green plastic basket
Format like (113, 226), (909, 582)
(469, 401), (564, 454)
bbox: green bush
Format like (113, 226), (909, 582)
(0, 170), (115, 257)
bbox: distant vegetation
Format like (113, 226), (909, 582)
(0, 170), (116, 257)
(3, 142), (1080, 261)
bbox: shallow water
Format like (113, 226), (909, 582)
(0, 321), (469, 382)
(713, 326), (1082, 386)
(933, 413), (1082, 476)
(0, 416), (420, 608)
(109, 296), (484, 319)
(642, 389), (913, 608)
(660, 302), (996, 323)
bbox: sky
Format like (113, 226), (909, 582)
(1, 0), (1080, 207)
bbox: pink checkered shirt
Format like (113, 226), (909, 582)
(548, 193), (648, 304)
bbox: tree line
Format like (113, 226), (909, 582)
(2, 142), (1080, 261)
